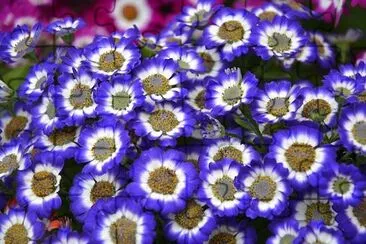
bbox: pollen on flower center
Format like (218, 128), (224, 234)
(358, 92), (366, 102)
(31, 171), (57, 197)
(4, 224), (28, 244)
(69, 84), (93, 109)
(268, 32), (291, 52)
(48, 126), (77, 146)
(110, 217), (137, 244)
(199, 52), (215, 73)
(285, 143), (316, 172)
(352, 121), (366, 145)
(301, 99), (331, 122)
(190, 10), (207, 23)
(218, 20), (244, 43)
(112, 91), (131, 110)
(46, 101), (56, 119)
(336, 87), (351, 96)
(212, 176), (236, 202)
(258, 11), (277, 21)
(279, 234), (295, 244)
(99, 51), (125, 72)
(143, 74), (171, 95)
(209, 232), (236, 244)
(0, 154), (18, 175)
(147, 166), (178, 194)
(149, 109), (179, 133)
(14, 37), (32, 54)
(194, 90), (206, 109)
(4, 116), (28, 140)
(175, 199), (204, 229)
(249, 176), (277, 202)
(353, 198), (366, 227)
(92, 137), (116, 161)
(213, 146), (242, 163)
(121, 4), (138, 21)
(305, 202), (333, 226)
(90, 181), (116, 203)
(332, 177), (351, 194)
(314, 38), (325, 55)
(266, 97), (289, 117)
(222, 86), (243, 105)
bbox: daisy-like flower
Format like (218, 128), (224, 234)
(16, 152), (63, 218)
(203, 7), (258, 61)
(56, 69), (98, 125)
(235, 160), (292, 219)
(0, 23), (42, 63)
(206, 68), (258, 115)
(83, 36), (140, 77)
(296, 87), (338, 127)
(294, 221), (345, 244)
(339, 103), (366, 155)
(87, 197), (156, 243)
(126, 147), (199, 214)
(0, 140), (31, 179)
(17, 62), (55, 103)
(164, 198), (217, 243)
(318, 163), (366, 208)
(267, 218), (301, 244)
(133, 102), (195, 147)
(76, 120), (130, 174)
(135, 58), (185, 104)
(199, 137), (260, 170)
(186, 83), (210, 113)
(59, 47), (86, 74)
(205, 218), (256, 243)
(275, 0), (314, 19)
(45, 227), (89, 244)
(252, 80), (302, 124)
(46, 17), (85, 36)
(69, 167), (128, 222)
(0, 208), (44, 243)
(268, 125), (336, 189)
(252, 3), (284, 22)
(281, 39), (318, 69)
(197, 159), (246, 217)
(310, 31), (335, 68)
(339, 62), (366, 79)
(293, 192), (338, 228)
(323, 71), (364, 98)
(251, 16), (307, 60)
(178, 0), (218, 28)
(95, 75), (145, 121)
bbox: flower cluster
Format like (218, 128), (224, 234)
(0, 0), (365, 243)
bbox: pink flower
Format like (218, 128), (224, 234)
(356, 51), (366, 65)
(351, 0), (366, 8)
(312, 0), (346, 26)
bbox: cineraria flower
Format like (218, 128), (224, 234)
(17, 62), (55, 102)
(133, 103), (195, 147)
(87, 198), (156, 243)
(252, 80), (302, 124)
(95, 75), (145, 121)
(197, 159), (246, 217)
(203, 7), (258, 61)
(126, 147), (199, 214)
(235, 160), (292, 219)
(323, 71), (364, 98)
(157, 24), (192, 48)
(310, 32), (335, 68)
(281, 40), (318, 69)
(339, 62), (366, 79)
(164, 198), (217, 243)
(252, 3), (284, 22)
(206, 68), (258, 115)
(76, 120), (130, 174)
(45, 227), (89, 244)
(267, 218), (301, 244)
(83, 36), (140, 76)
(275, 0), (314, 19)
(56, 69), (98, 125)
(268, 125), (336, 189)
(16, 152), (63, 218)
(178, 0), (218, 28)
(69, 167), (128, 222)
(59, 47), (86, 74)
(205, 218), (256, 243)
(251, 16), (307, 60)
(186, 83), (210, 113)
(199, 137), (260, 170)
(296, 87), (338, 127)
(0, 23), (42, 63)
(294, 221), (345, 244)
(0, 140), (31, 179)
(339, 103), (366, 154)
(46, 17), (85, 36)
(0, 208), (44, 243)
(318, 163), (366, 208)
(293, 192), (337, 228)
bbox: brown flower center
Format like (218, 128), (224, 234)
(314, 37), (325, 56)
(69, 84), (93, 109)
(209, 232), (236, 244)
(212, 176), (236, 202)
(218, 21), (244, 43)
(110, 217), (137, 244)
(121, 4), (138, 21)
(249, 176), (277, 202)
(285, 143), (316, 172)
(175, 200), (204, 229)
(4, 224), (28, 244)
(149, 110), (179, 133)
(305, 202), (333, 226)
(143, 74), (171, 96)
(301, 99), (332, 122)
(266, 97), (289, 117)
(353, 198), (366, 227)
(0, 154), (18, 175)
(268, 33), (291, 52)
(48, 126), (77, 146)
(99, 51), (125, 73)
(4, 116), (28, 140)
(213, 146), (243, 163)
(90, 181), (116, 203)
(194, 90), (206, 110)
(258, 11), (277, 21)
(199, 52), (215, 73)
(358, 92), (366, 102)
(147, 167), (178, 194)
(92, 138), (116, 161)
(31, 171), (57, 197)
(352, 121), (366, 145)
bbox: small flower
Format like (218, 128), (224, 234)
(59, 47), (86, 74)
(294, 221), (345, 244)
(206, 68), (258, 115)
(267, 218), (301, 244)
(45, 227), (89, 244)
(178, 0), (218, 28)
(16, 152), (64, 218)
(339, 103), (366, 155)
(191, 113), (225, 140)
(0, 140), (31, 179)
(252, 3), (284, 22)
(186, 83), (210, 113)
(310, 32), (335, 68)
(126, 147), (199, 214)
(46, 17), (85, 36)
(323, 70), (364, 98)
(203, 7), (258, 61)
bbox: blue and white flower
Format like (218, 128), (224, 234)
(46, 17), (85, 36)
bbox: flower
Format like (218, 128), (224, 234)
(46, 17), (85, 36)
(294, 221), (345, 244)
(206, 68), (258, 115)
(0, 140), (31, 179)
(252, 3), (284, 22)
(178, 0), (219, 28)
(16, 152), (64, 218)
(69, 167), (128, 222)
(310, 31), (335, 68)
(312, 0), (346, 26)
(235, 160), (292, 219)
(126, 147), (199, 214)
(0, 208), (44, 243)
(59, 47), (86, 74)
(267, 218), (301, 244)
(45, 227), (89, 244)
(268, 125), (336, 189)
(339, 103), (366, 155)
(197, 159), (246, 217)
(186, 82), (210, 113)
(323, 70), (364, 98)
(203, 7), (258, 61)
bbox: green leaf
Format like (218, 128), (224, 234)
(3, 64), (32, 90)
